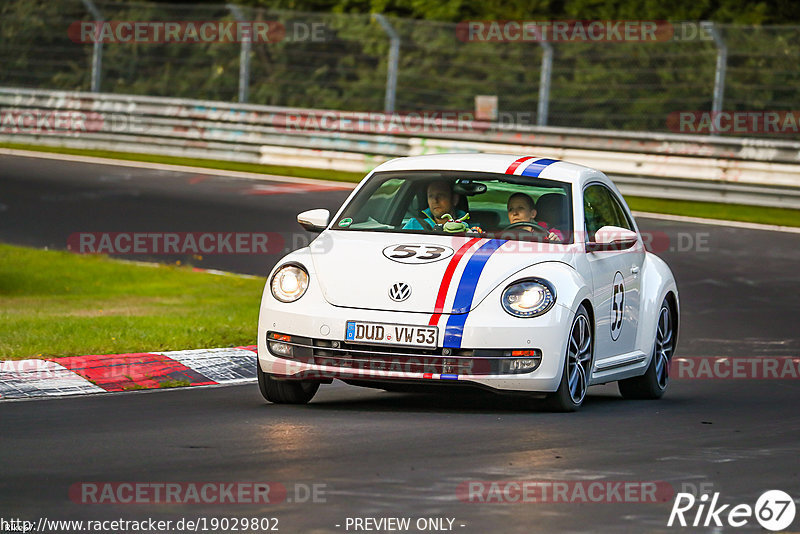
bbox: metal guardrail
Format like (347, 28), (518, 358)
(1, 87), (799, 209)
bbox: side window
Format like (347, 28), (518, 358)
(607, 191), (634, 231)
(584, 184), (632, 239)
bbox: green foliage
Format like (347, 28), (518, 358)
(0, 243), (265, 360)
(232, 0), (800, 23)
(1, 0), (799, 136)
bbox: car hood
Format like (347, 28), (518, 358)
(309, 231), (573, 314)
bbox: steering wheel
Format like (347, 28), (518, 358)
(413, 215), (434, 230)
(504, 221), (550, 235)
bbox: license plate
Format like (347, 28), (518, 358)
(345, 321), (438, 348)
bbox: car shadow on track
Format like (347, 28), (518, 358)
(257, 382), (670, 415)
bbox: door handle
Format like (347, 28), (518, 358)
(631, 265), (640, 274)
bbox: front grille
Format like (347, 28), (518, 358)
(266, 332), (541, 375)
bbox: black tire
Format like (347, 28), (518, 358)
(257, 364), (319, 404)
(619, 299), (675, 400)
(544, 305), (593, 412)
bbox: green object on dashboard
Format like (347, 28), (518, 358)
(442, 213), (471, 233)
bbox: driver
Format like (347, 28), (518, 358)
(403, 180), (467, 230)
(506, 193), (563, 241)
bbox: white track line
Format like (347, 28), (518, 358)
(0, 148), (356, 189)
(633, 211), (800, 234)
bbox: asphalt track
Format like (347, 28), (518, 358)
(1, 153), (799, 533)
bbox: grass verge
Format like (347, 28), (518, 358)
(626, 196), (800, 228)
(2, 142), (799, 227)
(0, 243), (265, 360)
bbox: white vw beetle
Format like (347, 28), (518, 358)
(257, 154), (679, 411)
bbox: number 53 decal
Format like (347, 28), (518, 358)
(382, 244), (454, 264)
(610, 271), (625, 341)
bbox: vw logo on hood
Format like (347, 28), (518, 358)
(388, 282), (411, 302)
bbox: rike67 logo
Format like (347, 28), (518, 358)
(668, 490), (796, 531)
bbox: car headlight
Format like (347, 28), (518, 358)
(501, 279), (556, 317)
(270, 264), (309, 303)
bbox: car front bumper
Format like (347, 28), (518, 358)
(258, 289), (574, 393)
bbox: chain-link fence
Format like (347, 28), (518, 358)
(2, 0), (799, 137)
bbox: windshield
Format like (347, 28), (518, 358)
(331, 170), (573, 243)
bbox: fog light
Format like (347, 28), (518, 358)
(500, 349), (542, 374)
(509, 359), (538, 371)
(269, 341), (292, 356)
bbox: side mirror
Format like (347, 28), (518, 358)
(297, 209), (330, 233)
(586, 226), (638, 252)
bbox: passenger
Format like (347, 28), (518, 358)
(506, 192), (563, 241)
(403, 180), (467, 230)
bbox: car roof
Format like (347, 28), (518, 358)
(372, 153), (608, 188)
